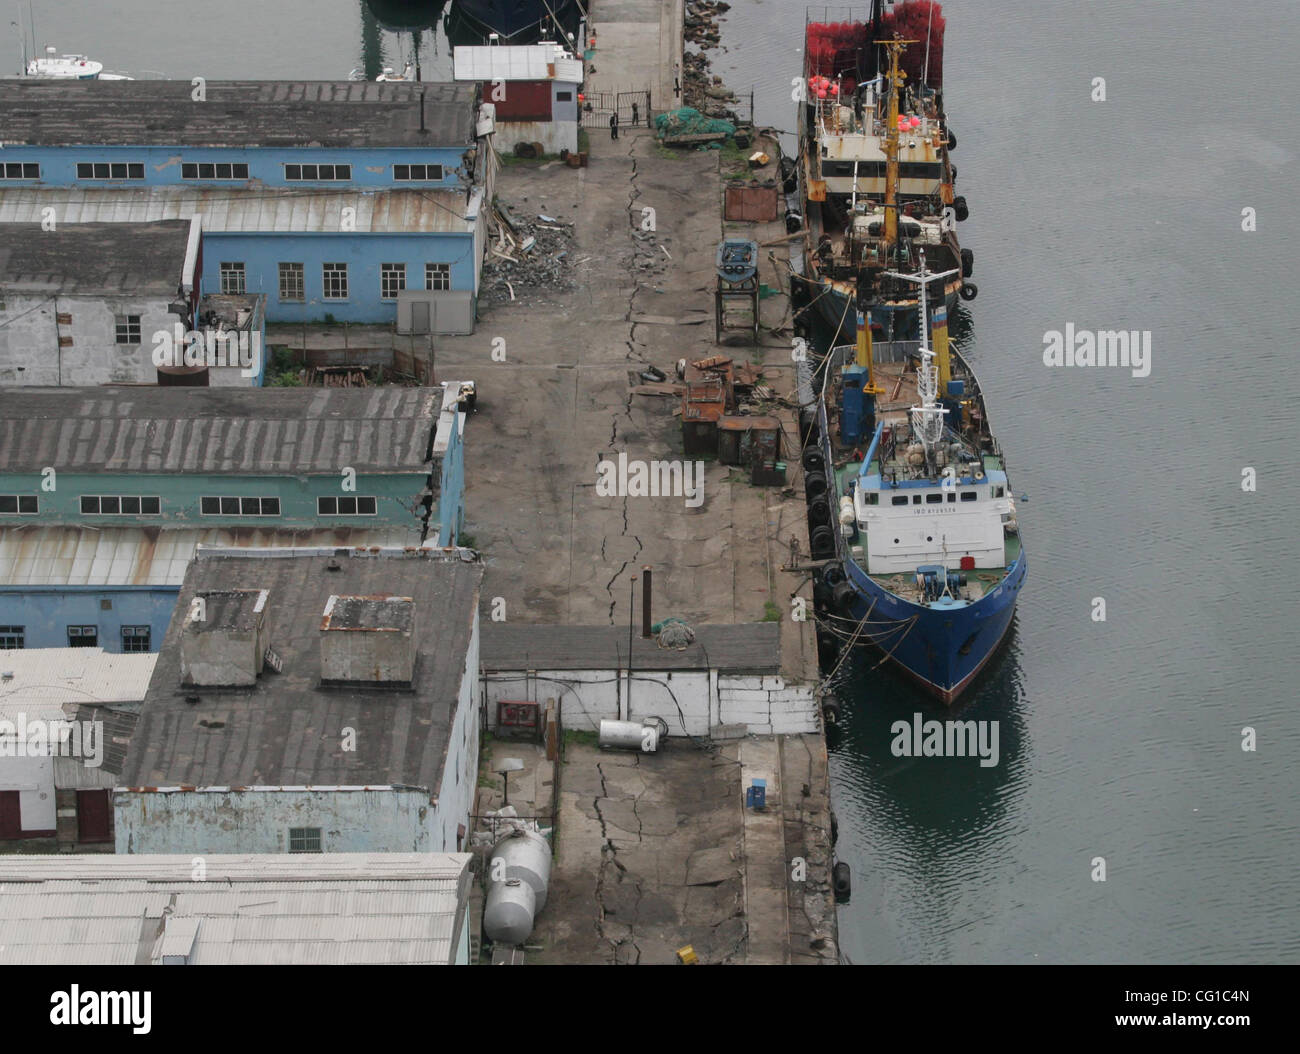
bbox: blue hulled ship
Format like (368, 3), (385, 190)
(449, 0), (581, 43)
(808, 254), (1025, 704)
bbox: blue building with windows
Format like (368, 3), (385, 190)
(0, 384), (470, 651)
(0, 81), (492, 326)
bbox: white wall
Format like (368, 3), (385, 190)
(0, 753), (56, 832)
(433, 609), (481, 851)
(0, 294), (174, 386)
(482, 668), (819, 738)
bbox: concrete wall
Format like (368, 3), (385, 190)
(482, 668), (818, 737)
(113, 787), (437, 854)
(433, 608), (481, 852)
(0, 585), (179, 652)
(494, 119), (579, 157)
(0, 145), (472, 191)
(0, 470), (433, 529)
(432, 388), (466, 545)
(0, 293), (175, 387)
(199, 231), (479, 324)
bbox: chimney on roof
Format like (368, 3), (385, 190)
(320, 594), (416, 685)
(180, 589), (269, 687)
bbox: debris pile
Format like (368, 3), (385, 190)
(685, 0), (730, 49)
(481, 202), (578, 305)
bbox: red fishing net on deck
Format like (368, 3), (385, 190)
(806, 2), (946, 92)
(881, 0), (945, 88)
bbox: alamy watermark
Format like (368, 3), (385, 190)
(1042, 324), (1151, 378)
(152, 323), (261, 378)
(0, 714), (104, 768)
(891, 712), (999, 768)
(596, 452), (704, 508)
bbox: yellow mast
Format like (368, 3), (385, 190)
(877, 39), (916, 252)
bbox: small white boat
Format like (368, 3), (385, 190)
(23, 45), (133, 80)
(349, 62), (414, 82)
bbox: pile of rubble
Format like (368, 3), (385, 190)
(480, 203), (578, 306)
(682, 2), (739, 119)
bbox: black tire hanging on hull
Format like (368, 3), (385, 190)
(953, 195), (969, 222)
(832, 861), (852, 900)
(809, 496), (831, 525)
(804, 470), (828, 499)
(810, 525), (836, 560)
(831, 579), (856, 614)
(960, 282), (978, 301)
(961, 248), (974, 277)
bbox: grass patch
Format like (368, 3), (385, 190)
(763, 600), (782, 622)
(718, 137), (750, 177)
(562, 729), (599, 761)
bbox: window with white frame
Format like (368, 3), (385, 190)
(425, 263), (450, 291)
(393, 164), (444, 181)
(279, 262), (305, 301)
(381, 263), (406, 300)
(322, 262), (348, 300)
(219, 262), (246, 295)
(284, 163), (351, 181)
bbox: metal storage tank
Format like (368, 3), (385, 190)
(599, 717), (668, 752)
(484, 878), (536, 945)
(490, 829), (552, 910)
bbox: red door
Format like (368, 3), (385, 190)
(0, 791), (21, 839)
(76, 790), (112, 843)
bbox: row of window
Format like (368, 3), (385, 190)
(821, 161), (943, 180)
(2, 162), (447, 182)
(889, 491), (981, 506)
(2, 495), (381, 517)
(0, 625), (150, 651)
(221, 261), (452, 300)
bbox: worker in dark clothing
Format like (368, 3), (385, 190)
(631, 101), (639, 127)
(609, 112), (619, 140)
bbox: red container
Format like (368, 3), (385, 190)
(960, 556), (975, 571)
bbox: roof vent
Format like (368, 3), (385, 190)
(180, 589), (269, 687)
(319, 594), (415, 686)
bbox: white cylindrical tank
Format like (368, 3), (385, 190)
(839, 495), (855, 525)
(484, 878), (536, 945)
(599, 718), (664, 752)
(490, 829), (552, 910)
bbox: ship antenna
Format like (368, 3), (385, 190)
(883, 249), (960, 476)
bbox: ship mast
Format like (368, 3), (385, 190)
(884, 249), (960, 476)
(877, 38), (916, 252)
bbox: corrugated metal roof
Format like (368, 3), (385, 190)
(0, 387), (439, 475)
(0, 648), (156, 706)
(0, 220), (191, 296)
(480, 622), (783, 673)
(0, 853), (471, 965)
(453, 44), (583, 82)
(0, 80), (475, 148)
(0, 526), (425, 586)
(0, 186), (474, 234)
(120, 548), (483, 789)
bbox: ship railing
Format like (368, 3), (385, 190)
(826, 339), (920, 369)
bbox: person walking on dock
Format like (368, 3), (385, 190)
(609, 111), (619, 140)
(631, 101), (639, 127)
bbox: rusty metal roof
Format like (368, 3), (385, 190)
(0, 387), (439, 475)
(0, 526), (425, 587)
(0, 186), (475, 234)
(0, 80), (476, 148)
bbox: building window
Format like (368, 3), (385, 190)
(80, 495), (161, 516)
(289, 827), (322, 853)
(1, 162), (40, 179)
(381, 263), (406, 300)
(180, 162), (249, 180)
(318, 496), (378, 516)
(556, 91), (573, 102)
(76, 162), (144, 180)
(219, 262), (246, 295)
(393, 163), (444, 181)
(0, 626), (24, 649)
(121, 626), (151, 653)
(278, 262), (305, 302)
(200, 496), (281, 516)
(115, 315), (141, 344)
(425, 263), (450, 291)
(0, 495), (38, 514)
(284, 163), (351, 181)
(67, 625), (98, 648)
(322, 262), (348, 300)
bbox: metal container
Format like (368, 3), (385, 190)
(484, 877), (536, 945)
(490, 829), (552, 911)
(599, 718), (666, 753)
